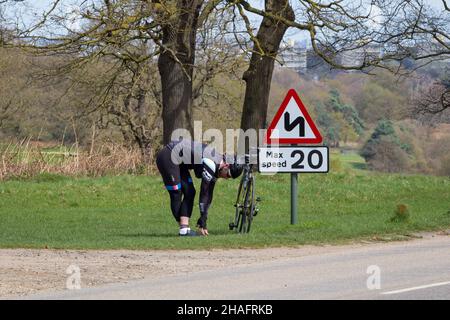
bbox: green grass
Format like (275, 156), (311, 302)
(0, 160), (449, 250)
(338, 150), (368, 172)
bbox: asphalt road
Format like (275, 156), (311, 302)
(22, 235), (450, 300)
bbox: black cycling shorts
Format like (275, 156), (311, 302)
(156, 146), (193, 190)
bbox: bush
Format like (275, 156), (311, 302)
(361, 120), (411, 173)
(366, 137), (410, 173)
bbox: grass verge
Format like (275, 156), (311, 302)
(0, 167), (449, 250)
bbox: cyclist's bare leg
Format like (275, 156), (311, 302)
(179, 216), (189, 227)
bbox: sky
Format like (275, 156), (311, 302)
(5, 0), (448, 42)
(19, 0), (449, 14)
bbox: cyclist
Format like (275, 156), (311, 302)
(156, 139), (243, 236)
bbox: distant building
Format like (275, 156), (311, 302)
(337, 44), (383, 69)
(278, 35), (449, 78)
(278, 39), (308, 73)
(278, 39), (403, 77)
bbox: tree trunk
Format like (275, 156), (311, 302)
(158, 0), (203, 144)
(240, 1), (294, 139)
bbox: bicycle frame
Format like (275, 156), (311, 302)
(229, 156), (259, 233)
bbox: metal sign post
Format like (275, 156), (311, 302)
(258, 146), (329, 225)
(291, 172), (298, 225)
(291, 142), (298, 225)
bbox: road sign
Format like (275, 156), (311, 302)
(265, 89), (323, 145)
(258, 146), (329, 173)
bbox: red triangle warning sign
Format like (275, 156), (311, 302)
(265, 89), (323, 145)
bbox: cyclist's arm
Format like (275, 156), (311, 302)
(197, 179), (215, 229)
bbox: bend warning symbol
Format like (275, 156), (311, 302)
(265, 89), (323, 145)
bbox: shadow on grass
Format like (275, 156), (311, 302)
(117, 233), (176, 238)
(117, 229), (244, 238)
(350, 162), (367, 170)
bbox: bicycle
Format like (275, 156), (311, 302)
(229, 154), (260, 233)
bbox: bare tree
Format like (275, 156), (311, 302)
(417, 81), (450, 114)
(1, 0), (246, 151)
(413, 73), (450, 123)
(229, 0), (450, 133)
(2, 0), (449, 146)
(235, 0), (294, 136)
(156, 0), (203, 143)
(0, 46), (28, 133)
(109, 59), (163, 160)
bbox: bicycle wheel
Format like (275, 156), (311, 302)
(242, 177), (255, 233)
(237, 178), (249, 233)
(230, 174), (245, 231)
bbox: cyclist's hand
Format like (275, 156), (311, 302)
(198, 228), (209, 236)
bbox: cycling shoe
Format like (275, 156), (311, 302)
(179, 230), (198, 237)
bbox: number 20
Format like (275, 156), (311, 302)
(291, 150), (323, 169)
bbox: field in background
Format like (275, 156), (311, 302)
(0, 150), (449, 250)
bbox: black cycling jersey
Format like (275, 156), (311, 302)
(156, 139), (224, 228)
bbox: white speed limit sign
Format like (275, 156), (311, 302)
(258, 146), (329, 173)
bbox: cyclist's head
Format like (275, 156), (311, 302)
(219, 164), (230, 179)
(218, 163), (230, 179)
(219, 155), (243, 179)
